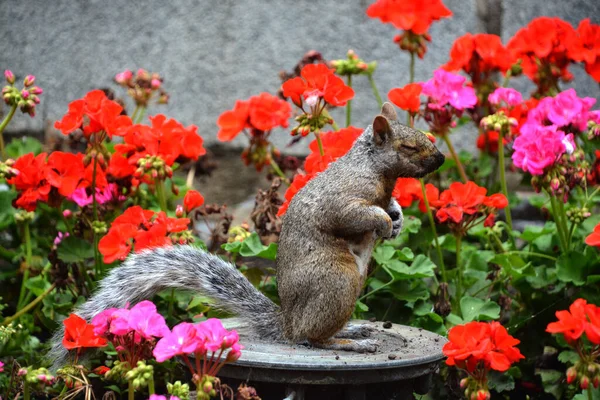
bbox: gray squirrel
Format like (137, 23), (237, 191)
(48, 103), (444, 367)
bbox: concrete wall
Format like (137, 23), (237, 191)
(1, 0), (598, 154)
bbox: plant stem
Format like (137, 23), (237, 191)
(587, 388), (593, 400)
(549, 194), (568, 252)
(0, 104), (17, 160)
(3, 283), (56, 326)
(155, 179), (168, 212)
(497, 129), (513, 233)
(17, 222), (33, 310)
(315, 132), (325, 157)
(128, 379), (135, 400)
(556, 199), (571, 250)
(23, 381), (30, 400)
(420, 179), (446, 282)
(135, 106), (147, 124)
(442, 134), (468, 183)
(407, 52), (416, 125)
(346, 75), (352, 127)
(91, 157), (102, 276)
(269, 151), (290, 185)
(505, 251), (557, 261)
(455, 235), (463, 306)
(322, 108), (339, 131)
(148, 372), (155, 395)
(368, 74), (383, 108)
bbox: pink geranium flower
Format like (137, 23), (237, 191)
(421, 69), (477, 110)
(512, 125), (573, 175)
(195, 318), (232, 352)
(153, 322), (203, 362)
(91, 308), (118, 336)
(547, 88), (596, 130)
(69, 183), (125, 207)
(488, 88), (523, 107)
(127, 301), (170, 340)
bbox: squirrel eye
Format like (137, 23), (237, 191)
(401, 144), (417, 151)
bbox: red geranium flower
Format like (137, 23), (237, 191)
(45, 152), (85, 197)
(304, 127), (363, 174)
(183, 190), (205, 213)
(570, 19), (600, 82)
(282, 64), (354, 108)
(392, 178), (439, 213)
(443, 33), (513, 75)
(62, 313), (108, 350)
(216, 93), (291, 141)
(98, 206), (191, 263)
(546, 298), (600, 345)
(388, 83), (422, 113)
(585, 222), (600, 248)
(54, 90), (132, 138)
(366, 0), (452, 35)
(6, 152), (51, 211)
(476, 131), (509, 154)
(443, 321), (524, 373)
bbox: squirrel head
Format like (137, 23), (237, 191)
(370, 103), (445, 178)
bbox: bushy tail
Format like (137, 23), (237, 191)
(48, 246), (282, 369)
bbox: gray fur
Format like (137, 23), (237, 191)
(48, 246), (282, 369)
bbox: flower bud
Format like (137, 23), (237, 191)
(203, 381), (213, 393)
(176, 204), (184, 218)
(476, 389), (490, 400)
(4, 70), (15, 84)
(23, 75), (35, 87)
(151, 78), (161, 89)
(30, 86), (43, 95)
(581, 375), (590, 390)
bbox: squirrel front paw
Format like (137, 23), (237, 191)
(377, 214), (394, 239)
(386, 202), (403, 239)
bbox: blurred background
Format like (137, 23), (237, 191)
(1, 0), (599, 208)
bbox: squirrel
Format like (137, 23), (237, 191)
(48, 103), (444, 367)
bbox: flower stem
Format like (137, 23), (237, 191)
(17, 222), (33, 310)
(407, 52), (416, 125)
(455, 235), (463, 310)
(269, 151), (290, 185)
(91, 157), (103, 276)
(442, 134), (468, 183)
(128, 379), (135, 400)
(0, 104), (17, 160)
(135, 106), (147, 124)
(587, 388), (593, 400)
(346, 75), (352, 127)
(315, 132), (325, 157)
(497, 129), (513, 233)
(147, 372), (155, 395)
(420, 179), (446, 282)
(549, 194), (568, 252)
(556, 199), (570, 250)
(3, 283), (56, 326)
(23, 381), (30, 400)
(155, 179), (168, 212)
(368, 74), (383, 108)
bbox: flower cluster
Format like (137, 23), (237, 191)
(388, 83), (422, 114)
(153, 318), (242, 397)
(586, 221), (600, 248)
(6, 151), (108, 211)
(546, 299), (600, 390)
(217, 92), (291, 170)
(283, 64), (354, 136)
(109, 114), (205, 185)
(331, 50), (376, 77)
(366, 0), (452, 57)
(98, 206), (193, 263)
(114, 68), (169, 107)
(91, 301), (169, 370)
(392, 178), (437, 213)
(2, 71), (43, 117)
(277, 127), (363, 216)
(507, 17), (600, 95)
(428, 181), (508, 232)
(443, 321), (524, 399)
(54, 89), (132, 139)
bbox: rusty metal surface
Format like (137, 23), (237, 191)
(216, 319), (447, 385)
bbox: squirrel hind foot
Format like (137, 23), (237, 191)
(334, 323), (376, 339)
(310, 338), (379, 353)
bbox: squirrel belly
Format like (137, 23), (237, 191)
(47, 246), (283, 369)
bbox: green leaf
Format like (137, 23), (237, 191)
(397, 247), (414, 261)
(222, 233), (278, 260)
(389, 281), (430, 302)
(385, 255), (435, 280)
(25, 275), (51, 296)
(557, 350), (579, 365)
(460, 296), (500, 322)
(556, 251), (587, 286)
(373, 245), (396, 265)
(0, 190), (16, 230)
(5, 137), (43, 158)
(445, 313), (464, 326)
(57, 236), (95, 263)
(355, 300), (369, 313)
(488, 370), (515, 392)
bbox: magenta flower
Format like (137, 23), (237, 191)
(91, 308), (118, 336)
(148, 395), (180, 400)
(127, 301), (170, 339)
(153, 322), (203, 362)
(0, 360), (4, 373)
(421, 69), (477, 110)
(226, 342), (243, 362)
(195, 319), (231, 352)
(53, 231), (69, 246)
(69, 184), (125, 207)
(547, 89), (596, 131)
(488, 88), (523, 107)
(4, 70), (15, 84)
(109, 308), (131, 336)
(512, 125), (572, 175)
(115, 70), (133, 84)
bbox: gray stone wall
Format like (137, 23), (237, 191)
(1, 0), (598, 154)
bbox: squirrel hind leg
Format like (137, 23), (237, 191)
(310, 338), (378, 353)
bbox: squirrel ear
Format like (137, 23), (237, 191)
(381, 102), (398, 121)
(373, 115), (391, 146)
